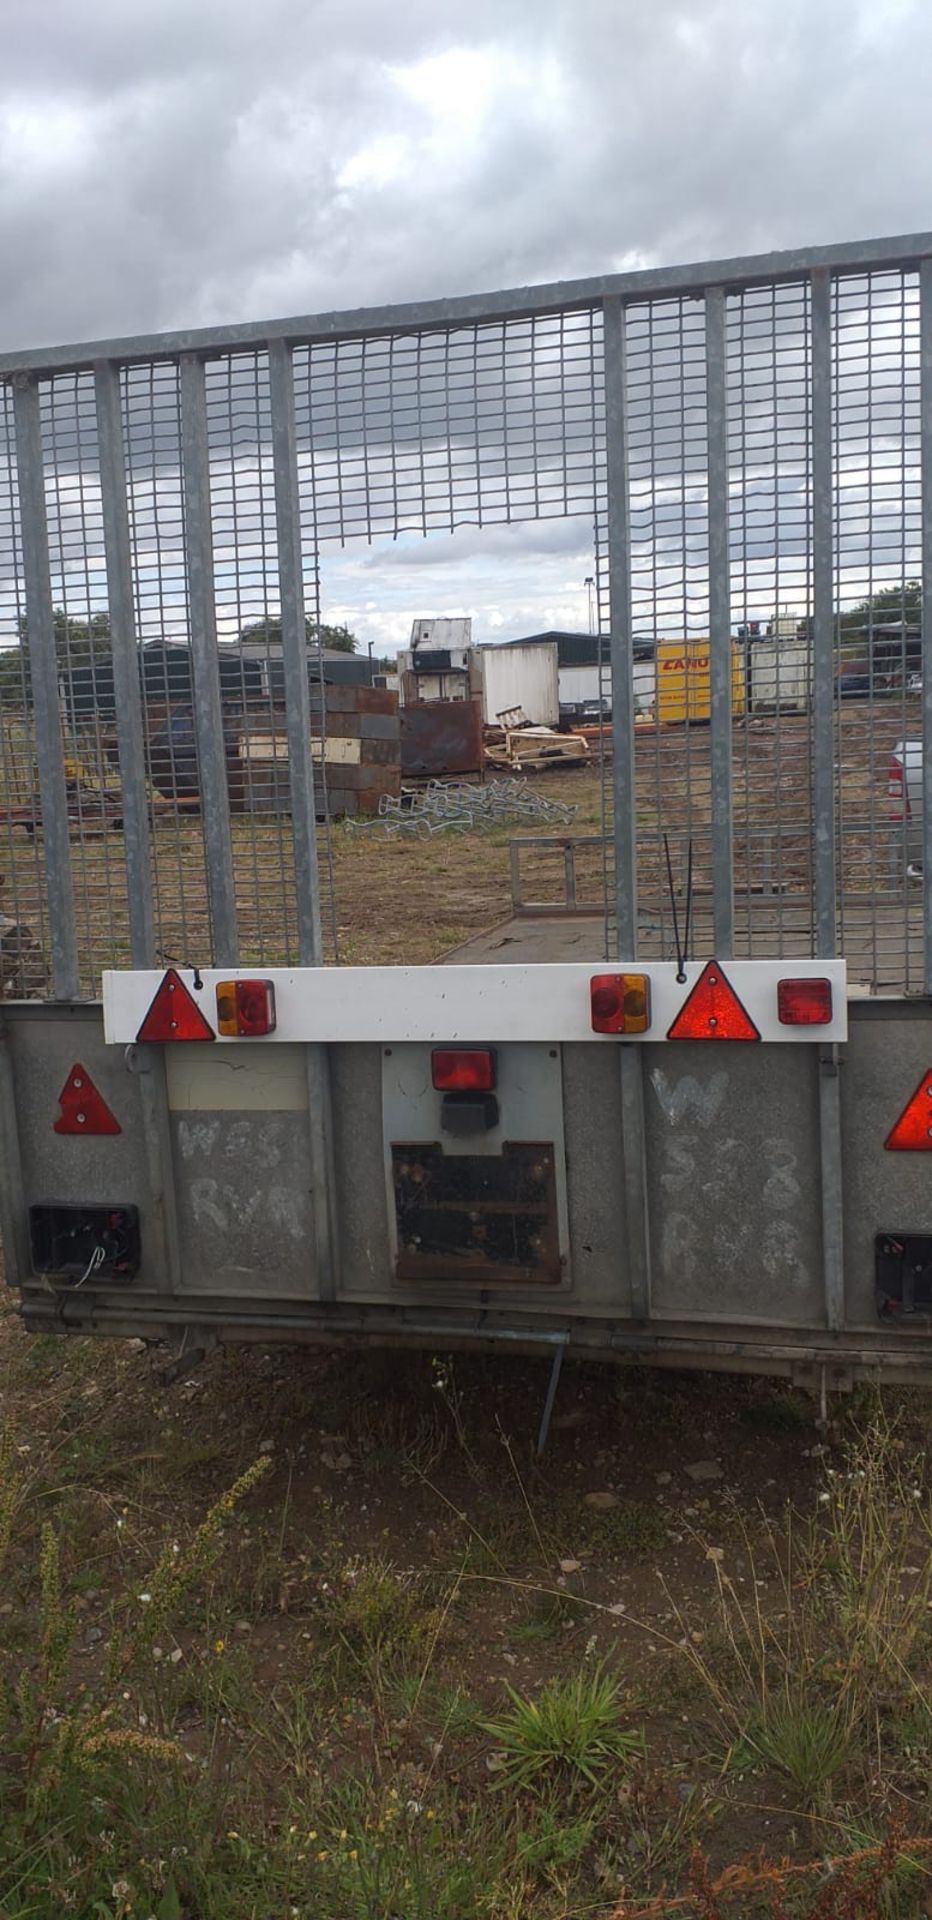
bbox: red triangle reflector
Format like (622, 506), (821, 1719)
(667, 960), (761, 1041)
(136, 968), (215, 1043)
(885, 1071), (932, 1150)
(54, 1063), (121, 1135)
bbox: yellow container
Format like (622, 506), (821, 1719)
(656, 640), (744, 725)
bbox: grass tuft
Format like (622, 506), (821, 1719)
(483, 1661), (643, 1795)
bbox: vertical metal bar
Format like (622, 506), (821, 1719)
(618, 1045), (651, 1322)
(564, 841), (577, 909)
(509, 840), (523, 912)
(132, 1048), (183, 1294)
(706, 287), (734, 957)
(819, 1049), (845, 1332)
(920, 256), (932, 992)
(95, 361), (156, 968)
(268, 339), (324, 965)
(11, 375), (79, 1000)
(0, 1016), (30, 1288)
(267, 339), (339, 1302)
(604, 296), (651, 1323)
(603, 297), (638, 955)
(178, 353), (238, 966)
(811, 269), (845, 1331)
(811, 268), (837, 958)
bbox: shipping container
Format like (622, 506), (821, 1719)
(558, 662), (655, 715)
(558, 664), (605, 707)
(747, 640), (812, 713)
(656, 640), (744, 725)
(481, 642), (559, 725)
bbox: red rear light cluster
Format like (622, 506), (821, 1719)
(777, 978), (833, 1026)
(431, 1048), (497, 1091)
(589, 973), (651, 1034)
(216, 979), (276, 1037)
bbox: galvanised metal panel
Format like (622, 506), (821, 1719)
(642, 1042), (825, 1327)
(169, 1110), (318, 1298)
(841, 1002), (932, 1330)
(3, 1007), (163, 1291)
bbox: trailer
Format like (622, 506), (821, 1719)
(4, 233), (932, 1404)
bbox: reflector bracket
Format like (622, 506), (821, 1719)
(53, 1063), (121, 1136)
(885, 1071), (932, 1150)
(667, 960), (761, 1042)
(136, 968), (215, 1044)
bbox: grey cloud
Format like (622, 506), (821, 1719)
(2, 0), (931, 358)
(0, 0), (927, 649)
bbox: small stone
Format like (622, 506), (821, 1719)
(584, 1491), (618, 1511)
(705, 1546), (725, 1565)
(84, 1626), (104, 1646)
(656, 1472), (672, 1486)
(0, 1603), (13, 1616)
(170, 1647), (183, 1665)
(153, 1646), (164, 1661)
(608, 1601), (626, 1616)
(259, 1439), (275, 1453)
(684, 1460), (723, 1483)
(235, 1620), (251, 1634)
(559, 1558), (581, 1574)
(321, 1450), (352, 1472)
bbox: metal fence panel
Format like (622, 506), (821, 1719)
(0, 236), (930, 998)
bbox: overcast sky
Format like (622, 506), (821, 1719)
(2, 0), (929, 652)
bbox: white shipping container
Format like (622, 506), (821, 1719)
(747, 641), (811, 712)
(557, 662), (656, 713)
(559, 664), (604, 706)
(481, 644), (559, 725)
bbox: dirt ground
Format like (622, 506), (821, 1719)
(3, 1294), (932, 1916)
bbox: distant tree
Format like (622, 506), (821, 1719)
(19, 609), (112, 661)
(239, 617), (357, 654)
(838, 580), (921, 634)
(0, 610), (111, 708)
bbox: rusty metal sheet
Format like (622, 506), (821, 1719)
(399, 698), (483, 777)
(392, 1141), (561, 1285)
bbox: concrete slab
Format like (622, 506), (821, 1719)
(440, 905), (926, 993)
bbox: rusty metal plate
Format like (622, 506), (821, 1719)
(391, 1141), (561, 1284)
(399, 698), (484, 777)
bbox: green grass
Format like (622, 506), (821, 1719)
(730, 1699), (853, 1808)
(5, 1322), (932, 1916)
(483, 1662), (644, 1795)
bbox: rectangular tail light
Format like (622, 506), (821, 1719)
(590, 973), (651, 1034)
(216, 979), (277, 1037)
(431, 1048), (497, 1091)
(777, 978), (833, 1026)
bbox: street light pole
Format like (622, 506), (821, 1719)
(584, 576), (595, 635)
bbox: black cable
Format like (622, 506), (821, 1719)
(663, 833), (685, 981)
